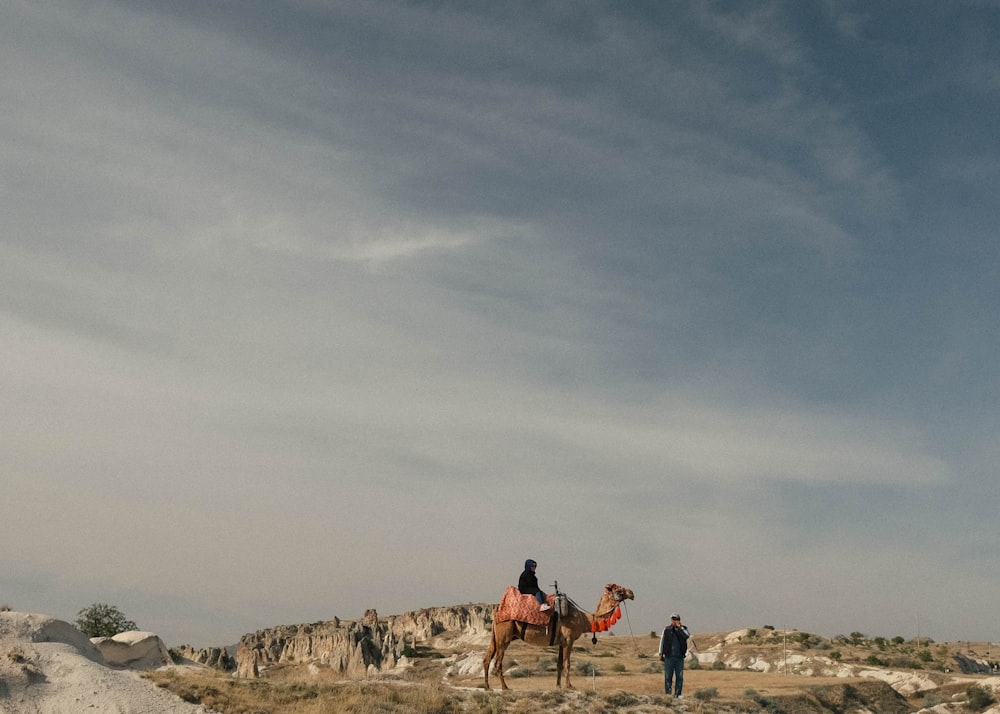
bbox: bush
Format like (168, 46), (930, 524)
(604, 691), (639, 707)
(505, 666), (533, 678)
(75, 603), (137, 638)
(536, 657), (555, 672)
(967, 684), (995, 711)
(746, 688), (781, 713)
(695, 687), (719, 701)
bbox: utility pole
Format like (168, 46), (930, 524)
(783, 625), (787, 675)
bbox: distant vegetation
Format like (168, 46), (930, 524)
(75, 603), (137, 638)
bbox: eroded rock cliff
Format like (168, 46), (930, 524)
(235, 603), (493, 678)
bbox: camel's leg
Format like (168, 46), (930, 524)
(563, 643), (574, 689)
(483, 636), (496, 690)
(494, 640), (509, 690)
(555, 643), (565, 688)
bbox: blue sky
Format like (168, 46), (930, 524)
(3, 1), (999, 648)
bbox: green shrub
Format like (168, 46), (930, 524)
(75, 603), (137, 638)
(611, 663), (626, 673)
(711, 660), (726, 670)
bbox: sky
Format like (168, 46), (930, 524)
(3, 0), (999, 650)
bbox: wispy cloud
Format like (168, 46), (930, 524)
(2, 0), (998, 646)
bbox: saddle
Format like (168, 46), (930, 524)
(495, 585), (555, 626)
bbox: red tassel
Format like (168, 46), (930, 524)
(590, 621), (597, 632)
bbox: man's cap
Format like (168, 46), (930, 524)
(670, 613), (680, 620)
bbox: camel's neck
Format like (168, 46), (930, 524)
(592, 596), (618, 618)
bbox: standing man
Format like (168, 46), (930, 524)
(659, 613), (690, 698)
(518, 559), (550, 611)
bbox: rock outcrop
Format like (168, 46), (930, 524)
(954, 651), (1000, 675)
(172, 644), (237, 671)
(235, 603), (493, 678)
(91, 630), (173, 670)
(0, 611), (208, 712)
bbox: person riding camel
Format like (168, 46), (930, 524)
(518, 559), (550, 611)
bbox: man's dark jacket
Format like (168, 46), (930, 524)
(518, 568), (540, 595)
(659, 625), (689, 658)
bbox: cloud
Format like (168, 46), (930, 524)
(2, 1), (998, 646)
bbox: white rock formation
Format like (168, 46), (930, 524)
(0, 611), (207, 713)
(91, 630), (174, 670)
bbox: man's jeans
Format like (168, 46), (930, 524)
(663, 656), (684, 696)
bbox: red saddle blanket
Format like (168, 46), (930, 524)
(495, 585), (556, 626)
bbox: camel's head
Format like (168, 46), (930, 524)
(605, 583), (634, 602)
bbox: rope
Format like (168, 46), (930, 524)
(619, 599), (644, 655)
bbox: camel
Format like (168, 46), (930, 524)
(483, 583), (634, 690)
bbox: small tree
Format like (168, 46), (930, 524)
(75, 603), (137, 638)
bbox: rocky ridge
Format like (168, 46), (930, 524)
(235, 603), (493, 678)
